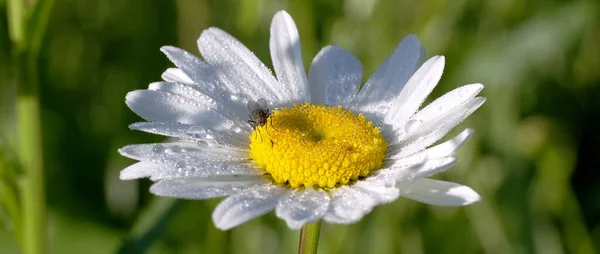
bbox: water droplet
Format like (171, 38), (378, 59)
(230, 95), (239, 101)
(176, 161), (186, 169)
(171, 145), (182, 153)
(231, 126), (242, 133)
(404, 119), (422, 134)
(343, 84), (356, 92)
(375, 105), (387, 113)
(152, 144), (165, 153)
(188, 125), (203, 133)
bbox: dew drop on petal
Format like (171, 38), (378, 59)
(188, 125), (203, 133)
(343, 83), (356, 93)
(375, 105), (387, 113)
(152, 144), (165, 153)
(231, 126), (242, 133)
(404, 119), (422, 134)
(171, 145), (182, 153)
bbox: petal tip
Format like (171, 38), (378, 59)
(401, 34), (421, 44)
(462, 191), (482, 205)
(125, 90), (141, 102)
(119, 169), (140, 180)
(453, 185), (481, 206)
(212, 213), (235, 231)
(274, 10), (292, 18)
(117, 147), (128, 156)
(437, 55), (446, 63)
(159, 45), (175, 53)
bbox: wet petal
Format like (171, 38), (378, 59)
(270, 11), (309, 103)
(388, 97), (486, 157)
(160, 46), (216, 85)
(350, 35), (425, 123)
(399, 178), (481, 206)
(129, 122), (248, 148)
(323, 186), (378, 224)
(275, 188), (330, 229)
(150, 175), (268, 199)
(161, 68), (194, 84)
(382, 56), (445, 136)
(198, 28), (286, 102)
(212, 184), (287, 230)
(308, 46), (362, 107)
(119, 142), (248, 164)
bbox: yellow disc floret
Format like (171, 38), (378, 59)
(249, 103), (387, 188)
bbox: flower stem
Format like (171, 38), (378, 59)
(15, 51), (45, 254)
(17, 95), (45, 254)
(298, 220), (322, 254)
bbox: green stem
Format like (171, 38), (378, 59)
(15, 45), (45, 254)
(17, 94), (45, 254)
(298, 220), (322, 254)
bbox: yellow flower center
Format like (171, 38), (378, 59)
(249, 103), (387, 188)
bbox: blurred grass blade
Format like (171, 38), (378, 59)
(0, 147), (22, 247)
(26, 0), (55, 57)
(118, 198), (183, 254)
(7, 0), (25, 51)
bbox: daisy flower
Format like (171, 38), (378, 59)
(119, 10), (485, 230)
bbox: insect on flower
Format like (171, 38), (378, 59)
(247, 98), (277, 141)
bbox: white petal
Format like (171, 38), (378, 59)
(410, 84), (483, 124)
(350, 35), (425, 122)
(399, 178), (481, 206)
(151, 80), (251, 121)
(147, 160), (261, 181)
(198, 28), (285, 102)
(372, 158), (426, 184)
(275, 188), (330, 229)
(308, 46), (362, 107)
(161, 68), (194, 84)
(119, 157), (260, 181)
(160, 46), (216, 85)
(125, 90), (235, 130)
(392, 156), (458, 181)
(389, 97), (486, 157)
(353, 179), (400, 204)
(323, 186), (377, 224)
(129, 122), (248, 149)
(406, 128), (474, 159)
(212, 184), (287, 230)
(270, 11), (309, 103)
(147, 82), (251, 127)
(382, 56), (445, 136)
(119, 142), (248, 164)
(149, 175), (267, 199)
(120, 161), (162, 180)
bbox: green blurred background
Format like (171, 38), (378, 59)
(1, 0), (599, 253)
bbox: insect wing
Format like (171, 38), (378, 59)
(247, 100), (262, 113)
(256, 98), (268, 109)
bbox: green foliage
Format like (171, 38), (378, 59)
(1, 0), (599, 253)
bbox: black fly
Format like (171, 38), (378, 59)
(247, 98), (277, 143)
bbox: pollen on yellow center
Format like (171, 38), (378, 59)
(249, 103), (387, 188)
